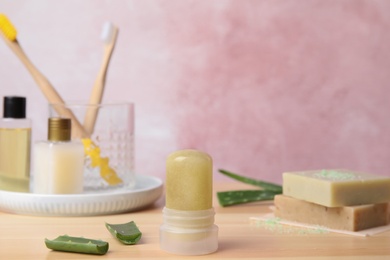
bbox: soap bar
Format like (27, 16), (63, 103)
(274, 195), (389, 231)
(283, 169), (390, 207)
(166, 149), (212, 211)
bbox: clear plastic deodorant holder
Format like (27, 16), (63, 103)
(160, 207), (218, 255)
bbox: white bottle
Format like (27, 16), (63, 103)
(0, 96), (31, 192)
(33, 117), (84, 194)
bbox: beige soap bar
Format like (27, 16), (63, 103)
(283, 169), (390, 207)
(274, 194), (389, 231)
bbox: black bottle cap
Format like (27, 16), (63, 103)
(3, 96), (26, 119)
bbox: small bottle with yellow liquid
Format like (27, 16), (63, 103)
(0, 96), (31, 192)
(33, 118), (84, 194)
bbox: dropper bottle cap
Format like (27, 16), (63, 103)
(3, 96), (26, 119)
(48, 117), (71, 142)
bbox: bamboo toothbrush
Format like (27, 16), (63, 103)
(0, 14), (88, 139)
(83, 22), (118, 136)
(0, 14), (122, 185)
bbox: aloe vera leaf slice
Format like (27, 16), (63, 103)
(217, 189), (281, 207)
(219, 169), (283, 192)
(105, 221), (142, 245)
(45, 235), (109, 255)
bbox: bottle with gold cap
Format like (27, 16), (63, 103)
(33, 117), (84, 194)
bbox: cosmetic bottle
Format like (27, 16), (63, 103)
(0, 96), (31, 192)
(33, 117), (84, 194)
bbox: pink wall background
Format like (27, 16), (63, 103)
(1, 0), (390, 184)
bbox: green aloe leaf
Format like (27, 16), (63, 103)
(45, 235), (109, 255)
(105, 221), (142, 245)
(219, 169), (282, 193)
(217, 189), (280, 207)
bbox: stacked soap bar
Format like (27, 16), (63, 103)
(274, 169), (390, 231)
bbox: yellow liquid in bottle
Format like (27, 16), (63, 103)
(0, 128), (31, 192)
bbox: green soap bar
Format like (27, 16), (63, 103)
(105, 221), (142, 245)
(45, 235), (109, 255)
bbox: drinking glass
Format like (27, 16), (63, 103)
(49, 102), (135, 192)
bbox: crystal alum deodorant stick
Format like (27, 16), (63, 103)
(160, 149), (218, 255)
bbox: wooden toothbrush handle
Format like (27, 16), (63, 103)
(2, 36), (89, 138)
(83, 27), (119, 135)
(83, 74), (104, 136)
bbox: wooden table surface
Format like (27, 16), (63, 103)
(1, 181), (390, 259)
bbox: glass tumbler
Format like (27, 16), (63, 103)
(49, 102), (135, 192)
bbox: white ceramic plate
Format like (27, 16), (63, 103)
(0, 175), (163, 217)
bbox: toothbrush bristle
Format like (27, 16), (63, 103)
(0, 14), (17, 41)
(100, 21), (115, 43)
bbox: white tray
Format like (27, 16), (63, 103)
(0, 175), (163, 217)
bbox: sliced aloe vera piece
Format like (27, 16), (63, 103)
(219, 169), (283, 192)
(105, 221), (142, 245)
(217, 189), (280, 207)
(45, 235), (109, 255)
